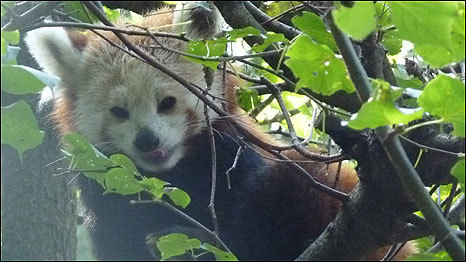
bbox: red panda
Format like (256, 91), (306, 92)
(25, 3), (415, 261)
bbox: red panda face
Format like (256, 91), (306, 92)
(25, 19), (225, 173)
(77, 53), (212, 172)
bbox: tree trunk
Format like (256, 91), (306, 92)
(1, 39), (77, 260)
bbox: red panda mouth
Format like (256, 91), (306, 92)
(141, 149), (173, 164)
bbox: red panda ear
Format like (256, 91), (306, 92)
(173, 2), (224, 40)
(25, 27), (88, 78)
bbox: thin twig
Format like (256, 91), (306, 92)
(401, 119), (445, 135)
(267, 126), (326, 146)
(399, 135), (464, 158)
(202, 66), (220, 239)
(249, 94), (276, 117)
(446, 195), (465, 225)
(260, 100), (310, 125)
(225, 146), (244, 189)
(130, 199), (232, 253)
(2, 1), (61, 31)
(261, 76), (344, 162)
(301, 104), (319, 145)
(442, 182), (458, 217)
(23, 21), (190, 41)
(260, 4), (304, 25)
(382, 242), (407, 261)
(332, 161), (342, 189)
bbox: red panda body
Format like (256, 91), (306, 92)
(25, 4), (412, 261)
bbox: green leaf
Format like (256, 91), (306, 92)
(110, 154), (140, 177)
(406, 252), (452, 261)
(347, 80), (424, 130)
(298, 103), (312, 117)
(1, 37), (6, 56)
(156, 233), (201, 261)
(393, 64), (425, 90)
(382, 30), (402, 56)
(375, 2), (393, 28)
(1, 100), (44, 159)
(165, 187), (191, 208)
(227, 27), (261, 41)
(451, 159), (465, 193)
(285, 35), (355, 95)
(103, 6), (120, 22)
(104, 168), (144, 195)
(202, 243), (238, 261)
(1, 65), (58, 94)
(186, 38), (227, 69)
(62, 1), (98, 23)
(251, 32), (288, 52)
(236, 87), (260, 112)
(1, 30), (19, 56)
(417, 75), (465, 137)
(292, 12), (337, 51)
(281, 91), (297, 110)
(262, 1), (300, 17)
(388, 2), (462, 67)
(450, 3), (465, 65)
(62, 133), (114, 187)
(139, 177), (169, 198)
(333, 2), (377, 41)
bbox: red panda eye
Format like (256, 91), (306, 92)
(110, 106), (129, 119)
(159, 96), (177, 112)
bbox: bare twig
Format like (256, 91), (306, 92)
(399, 135), (464, 158)
(2, 2), (61, 31)
(382, 242), (407, 261)
(442, 182), (458, 217)
(301, 104), (319, 145)
(23, 21), (190, 41)
(446, 195), (465, 226)
(225, 146), (243, 189)
(203, 66), (220, 239)
(332, 161), (342, 189)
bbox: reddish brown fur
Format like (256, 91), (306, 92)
(51, 89), (76, 134)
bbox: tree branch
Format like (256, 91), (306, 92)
(326, 9), (465, 261)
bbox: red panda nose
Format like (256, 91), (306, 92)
(134, 128), (160, 152)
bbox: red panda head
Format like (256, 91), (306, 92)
(25, 5), (226, 172)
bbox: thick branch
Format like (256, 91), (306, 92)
(327, 9), (465, 261)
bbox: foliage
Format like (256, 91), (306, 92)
(156, 233), (237, 261)
(333, 1), (376, 41)
(1, 1), (464, 261)
(1, 100), (44, 160)
(285, 34), (355, 94)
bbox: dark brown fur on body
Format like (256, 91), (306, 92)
(25, 5), (415, 261)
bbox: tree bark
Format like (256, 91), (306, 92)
(1, 36), (77, 260)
